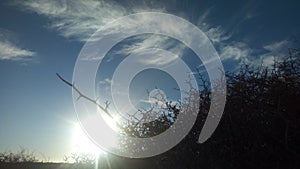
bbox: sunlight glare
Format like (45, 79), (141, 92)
(72, 123), (106, 156)
(102, 113), (120, 132)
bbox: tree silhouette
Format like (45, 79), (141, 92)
(0, 148), (38, 163)
(155, 47), (300, 169)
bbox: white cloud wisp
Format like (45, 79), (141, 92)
(0, 29), (36, 61)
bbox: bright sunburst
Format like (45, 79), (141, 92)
(72, 123), (106, 156)
(71, 112), (121, 156)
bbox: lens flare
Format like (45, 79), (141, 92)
(72, 123), (105, 156)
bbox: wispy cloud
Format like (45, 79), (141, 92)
(260, 40), (291, 67)
(15, 0), (251, 66)
(99, 78), (112, 85)
(263, 40), (289, 54)
(219, 42), (251, 61)
(197, 8), (232, 44)
(195, 4), (292, 70)
(18, 0), (127, 41)
(15, 0), (165, 41)
(115, 35), (185, 66)
(14, 0), (289, 70)
(117, 35), (184, 55)
(204, 26), (231, 44)
(197, 10), (252, 65)
(0, 29), (35, 61)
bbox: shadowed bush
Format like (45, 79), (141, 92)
(0, 148), (38, 163)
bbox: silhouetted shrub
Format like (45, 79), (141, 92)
(0, 148), (38, 163)
(152, 48), (300, 169)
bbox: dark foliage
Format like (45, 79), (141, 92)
(152, 48), (300, 169)
(105, 48), (300, 169)
(0, 148), (38, 163)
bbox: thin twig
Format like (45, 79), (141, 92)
(56, 73), (181, 137)
(56, 73), (113, 119)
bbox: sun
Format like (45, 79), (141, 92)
(72, 123), (106, 156)
(71, 110), (121, 157)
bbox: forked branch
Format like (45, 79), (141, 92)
(56, 73), (113, 119)
(56, 73), (181, 137)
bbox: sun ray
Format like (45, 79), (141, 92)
(72, 123), (106, 156)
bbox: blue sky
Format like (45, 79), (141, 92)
(0, 0), (299, 161)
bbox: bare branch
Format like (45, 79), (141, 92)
(56, 73), (113, 119)
(56, 73), (182, 138)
